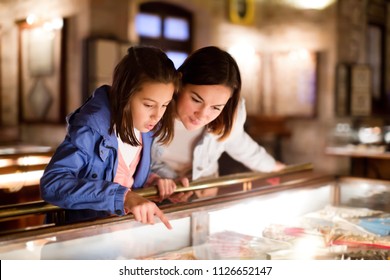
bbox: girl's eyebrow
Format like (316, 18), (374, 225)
(142, 97), (157, 103)
(142, 97), (172, 104)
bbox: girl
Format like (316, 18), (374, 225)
(151, 46), (285, 201)
(40, 46), (180, 229)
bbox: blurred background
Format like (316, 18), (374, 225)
(0, 0), (390, 193)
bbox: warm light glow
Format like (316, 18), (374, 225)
(16, 156), (51, 166)
(358, 127), (382, 144)
(26, 237), (57, 252)
(25, 15), (63, 30)
(0, 159), (13, 168)
(285, 0), (335, 9)
(288, 49), (310, 61)
(26, 14), (37, 25)
(43, 17), (63, 31)
(353, 182), (378, 193)
(208, 187), (336, 260)
(209, 186), (332, 237)
(291, 235), (326, 259)
(0, 170), (44, 191)
(228, 43), (256, 62)
(51, 17), (64, 30)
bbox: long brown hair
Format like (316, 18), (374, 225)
(178, 46), (241, 141)
(109, 46), (180, 145)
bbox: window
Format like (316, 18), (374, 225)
(135, 13), (161, 38)
(136, 2), (192, 68)
(164, 17), (189, 41)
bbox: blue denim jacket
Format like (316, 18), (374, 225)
(40, 85), (153, 222)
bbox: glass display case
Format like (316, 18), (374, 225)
(0, 145), (53, 192)
(0, 145), (53, 230)
(0, 165), (389, 260)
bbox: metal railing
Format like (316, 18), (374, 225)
(0, 163), (313, 222)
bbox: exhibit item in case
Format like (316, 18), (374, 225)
(0, 164), (389, 260)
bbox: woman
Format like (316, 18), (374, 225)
(151, 46), (284, 200)
(40, 46), (180, 228)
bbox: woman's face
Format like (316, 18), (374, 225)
(130, 82), (174, 132)
(176, 84), (231, 131)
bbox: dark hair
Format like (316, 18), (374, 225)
(178, 46), (241, 140)
(109, 46), (180, 146)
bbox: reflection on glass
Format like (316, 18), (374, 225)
(16, 156), (51, 166)
(0, 159), (13, 168)
(164, 17), (189, 41)
(209, 186), (331, 237)
(135, 13), (161, 38)
(0, 170), (44, 191)
(0, 156), (50, 168)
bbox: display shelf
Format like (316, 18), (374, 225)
(0, 162), (389, 260)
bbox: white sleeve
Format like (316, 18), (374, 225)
(150, 140), (179, 179)
(224, 99), (276, 172)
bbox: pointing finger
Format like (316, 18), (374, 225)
(155, 208), (172, 230)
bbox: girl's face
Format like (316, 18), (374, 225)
(130, 82), (174, 132)
(176, 84), (231, 131)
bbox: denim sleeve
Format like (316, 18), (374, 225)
(40, 125), (128, 215)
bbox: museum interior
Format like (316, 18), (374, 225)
(0, 0), (390, 260)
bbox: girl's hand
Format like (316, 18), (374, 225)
(155, 178), (177, 201)
(167, 177), (194, 203)
(124, 191), (172, 229)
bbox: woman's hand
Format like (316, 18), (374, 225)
(124, 191), (172, 229)
(273, 161), (286, 171)
(265, 161), (286, 186)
